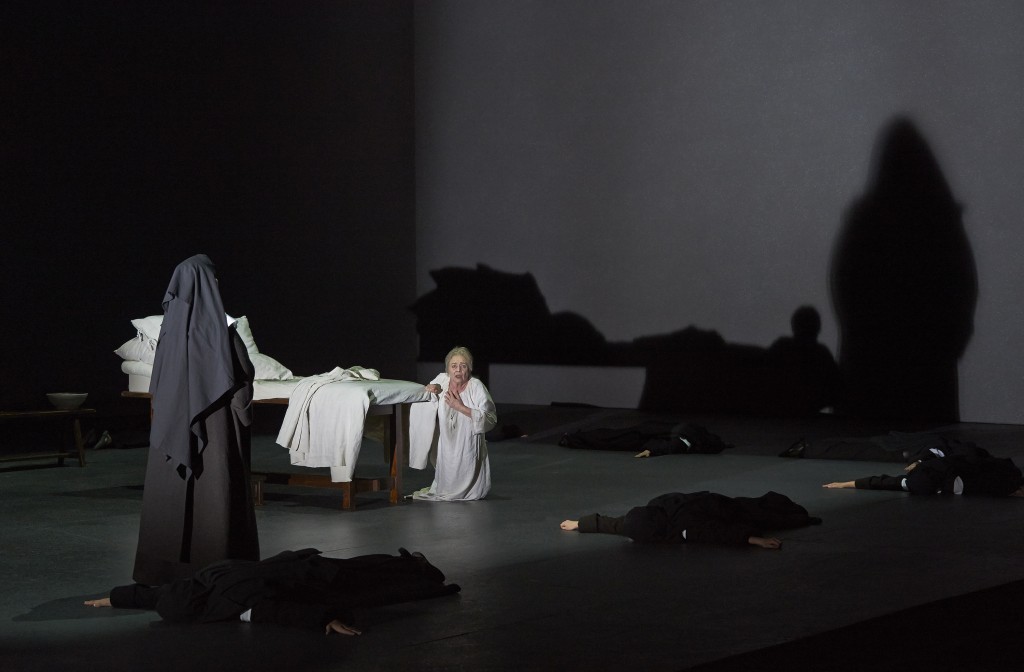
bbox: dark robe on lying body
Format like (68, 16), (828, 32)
(559, 422), (732, 456)
(800, 431), (986, 463)
(111, 548), (461, 629)
(578, 491), (822, 546)
(854, 452), (1023, 497)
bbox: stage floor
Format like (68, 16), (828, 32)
(2, 405), (1023, 671)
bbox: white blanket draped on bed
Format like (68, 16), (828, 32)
(276, 367), (432, 482)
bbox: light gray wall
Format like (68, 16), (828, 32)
(415, 0), (1024, 423)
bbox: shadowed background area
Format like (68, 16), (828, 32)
(3, 1), (416, 414)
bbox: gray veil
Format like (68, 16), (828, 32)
(149, 254), (242, 475)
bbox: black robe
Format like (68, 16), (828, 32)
(133, 255), (259, 585)
(112, 548), (461, 629)
(559, 422), (731, 456)
(578, 491), (822, 546)
(801, 431), (987, 463)
(854, 452), (1023, 497)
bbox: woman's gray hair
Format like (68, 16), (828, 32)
(444, 346), (474, 372)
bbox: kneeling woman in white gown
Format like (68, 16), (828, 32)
(409, 347), (497, 501)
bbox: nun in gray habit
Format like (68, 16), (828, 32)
(133, 254), (260, 586)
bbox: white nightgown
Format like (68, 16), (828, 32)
(408, 373), (497, 501)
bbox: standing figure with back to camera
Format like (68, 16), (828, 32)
(133, 254), (259, 586)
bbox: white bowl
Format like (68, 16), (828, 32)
(46, 393), (88, 410)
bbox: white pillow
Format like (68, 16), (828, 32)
(131, 315), (163, 344)
(230, 315), (260, 355)
(116, 330), (289, 380)
(114, 337), (156, 364)
(120, 359), (153, 376)
(250, 353), (293, 380)
(131, 313), (260, 355)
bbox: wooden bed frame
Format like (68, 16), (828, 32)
(122, 391), (410, 510)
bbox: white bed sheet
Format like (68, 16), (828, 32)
(276, 372), (431, 482)
(122, 362), (303, 401)
(124, 365), (431, 483)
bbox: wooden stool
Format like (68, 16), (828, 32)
(0, 409), (94, 468)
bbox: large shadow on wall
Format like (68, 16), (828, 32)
(830, 117), (977, 421)
(411, 265), (626, 383)
(412, 265), (840, 416)
(635, 306), (840, 416)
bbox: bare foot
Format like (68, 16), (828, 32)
(325, 619), (362, 636)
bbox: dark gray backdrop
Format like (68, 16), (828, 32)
(415, 1), (1024, 423)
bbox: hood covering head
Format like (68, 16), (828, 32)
(622, 506), (670, 543)
(149, 254), (241, 475)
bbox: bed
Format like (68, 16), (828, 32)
(117, 315), (430, 509)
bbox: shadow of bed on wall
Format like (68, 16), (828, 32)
(410, 264), (840, 418)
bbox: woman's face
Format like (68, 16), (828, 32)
(447, 355), (471, 385)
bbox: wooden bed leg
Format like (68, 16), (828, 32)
(389, 403), (405, 504)
(342, 482), (353, 510)
(250, 474), (266, 506)
(72, 417), (87, 467)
